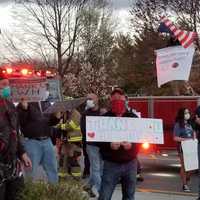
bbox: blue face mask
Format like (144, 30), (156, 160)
(1, 86), (11, 98)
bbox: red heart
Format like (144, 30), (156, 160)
(172, 62), (179, 68)
(88, 132), (95, 138)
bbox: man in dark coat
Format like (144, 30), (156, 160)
(98, 88), (138, 200)
(17, 99), (61, 184)
(0, 75), (32, 200)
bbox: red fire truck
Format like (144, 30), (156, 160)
(0, 64), (62, 102)
(128, 96), (200, 154)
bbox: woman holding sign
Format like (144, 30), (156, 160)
(173, 108), (196, 192)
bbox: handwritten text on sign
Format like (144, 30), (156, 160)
(9, 78), (47, 102)
(86, 116), (163, 144)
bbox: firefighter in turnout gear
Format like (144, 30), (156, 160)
(58, 109), (82, 178)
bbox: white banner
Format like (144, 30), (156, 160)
(156, 45), (195, 87)
(47, 79), (62, 101)
(9, 78), (47, 102)
(181, 139), (198, 171)
(86, 116), (163, 143)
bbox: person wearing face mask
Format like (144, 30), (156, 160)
(80, 93), (103, 198)
(0, 74), (32, 200)
(98, 88), (138, 200)
(173, 108), (196, 192)
(194, 106), (200, 200)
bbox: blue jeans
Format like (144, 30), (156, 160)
(86, 144), (103, 192)
(24, 138), (58, 184)
(98, 159), (137, 200)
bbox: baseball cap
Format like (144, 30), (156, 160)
(111, 88), (125, 96)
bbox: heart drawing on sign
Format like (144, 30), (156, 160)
(88, 132), (95, 138)
(172, 62), (179, 68)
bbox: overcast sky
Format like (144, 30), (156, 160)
(0, 0), (133, 33)
(0, 0), (132, 8)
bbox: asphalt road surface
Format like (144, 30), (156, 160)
(137, 151), (198, 195)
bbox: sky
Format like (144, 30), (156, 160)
(0, 0), (133, 61)
(0, 0), (133, 33)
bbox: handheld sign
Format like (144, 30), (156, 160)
(86, 116), (163, 144)
(181, 139), (198, 171)
(156, 45), (195, 87)
(9, 78), (47, 102)
(47, 79), (62, 101)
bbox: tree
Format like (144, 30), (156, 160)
(129, 0), (200, 95)
(15, 0), (88, 79)
(79, 0), (115, 69)
(63, 0), (116, 97)
(63, 63), (110, 97)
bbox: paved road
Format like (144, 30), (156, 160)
(137, 151), (198, 194)
(33, 150), (199, 199)
(106, 151), (199, 200)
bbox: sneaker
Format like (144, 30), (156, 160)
(182, 184), (191, 192)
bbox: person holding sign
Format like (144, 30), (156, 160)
(17, 100), (61, 184)
(173, 108), (196, 192)
(194, 106), (200, 200)
(98, 88), (138, 200)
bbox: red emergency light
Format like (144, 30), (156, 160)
(21, 69), (28, 76)
(1, 64), (57, 79)
(142, 142), (150, 150)
(6, 68), (13, 74)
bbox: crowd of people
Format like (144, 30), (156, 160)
(0, 74), (200, 200)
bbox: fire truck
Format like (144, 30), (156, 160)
(0, 64), (62, 102)
(128, 96), (200, 154)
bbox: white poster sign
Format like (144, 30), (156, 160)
(181, 139), (198, 171)
(86, 116), (163, 143)
(9, 78), (47, 102)
(156, 45), (195, 87)
(47, 79), (62, 101)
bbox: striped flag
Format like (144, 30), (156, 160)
(161, 16), (197, 48)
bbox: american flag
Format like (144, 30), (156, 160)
(160, 16), (197, 48)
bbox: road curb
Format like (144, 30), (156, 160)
(137, 188), (198, 197)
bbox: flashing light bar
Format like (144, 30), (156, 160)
(21, 69), (29, 76)
(0, 66), (57, 78)
(6, 68), (13, 74)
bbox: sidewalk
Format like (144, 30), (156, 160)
(110, 188), (198, 200)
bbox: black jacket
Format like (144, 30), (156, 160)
(80, 108), (100, 146)
(99, 111), (138, 163)
(0, 99), (25, 163)
(17, 102), (60, 139)
(194, 106), (200, 141)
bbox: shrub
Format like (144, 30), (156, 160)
(18, 180), (89, 200)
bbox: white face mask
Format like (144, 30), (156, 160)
(85, 99), (95, 110)
(184, 113), (190, 121)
